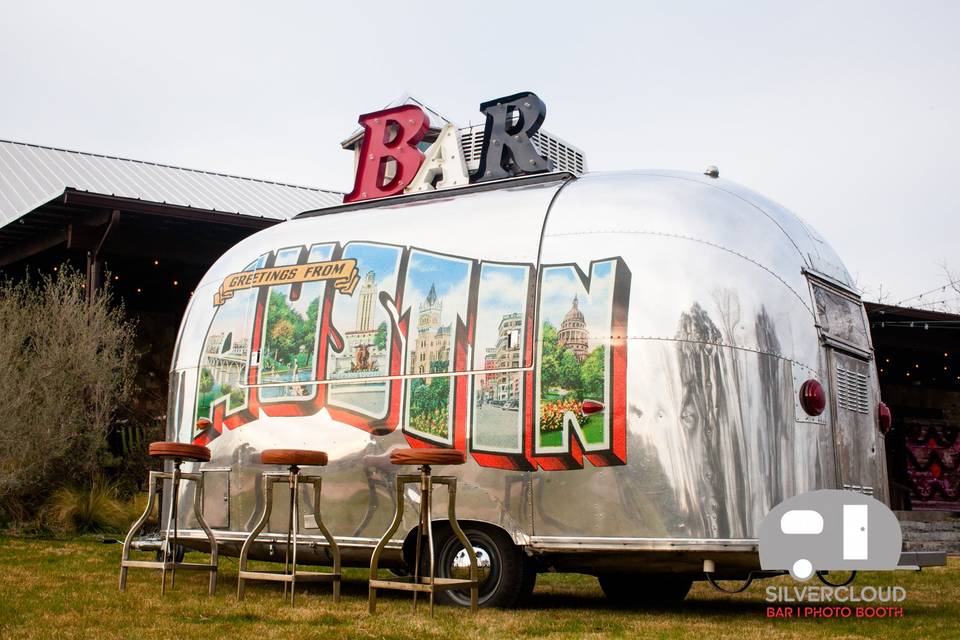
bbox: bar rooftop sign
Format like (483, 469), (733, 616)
(344, 91), (554, 203)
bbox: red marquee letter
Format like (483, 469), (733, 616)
(344, 105), (430, 203)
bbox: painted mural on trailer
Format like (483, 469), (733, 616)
(194, 242), (630, 470)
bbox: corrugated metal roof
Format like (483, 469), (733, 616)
(0, 139), (343, 228)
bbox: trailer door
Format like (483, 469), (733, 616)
(809, 277), (889, 502)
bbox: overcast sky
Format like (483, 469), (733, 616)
(2, 1), (957, 305)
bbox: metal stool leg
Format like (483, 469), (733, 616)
(369, 476), (411, 614)
(412, 474), (423, 613)
(118, 448), (216, 596)
(190, 471), (219, 595)
(238, 475), (276, 600)
(310, 477), (341, 603)
(120, 471), (159, 591)
(289, 467), (299, 605)
(161, 462), (181, 595)
(238, 469), (337, 604)
(425, 467), (436, 616)
(438, 476), (478, 613)
(367, 470), (477, 615)
(283, 469), (294, 601)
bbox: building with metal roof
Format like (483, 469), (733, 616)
(866, 302), (960, 513)
(0, 138), (343, 424)
(0, 139), (341, 263)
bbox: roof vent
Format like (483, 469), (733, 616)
(704, 165), (719, 178)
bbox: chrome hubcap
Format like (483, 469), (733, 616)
(450, 545), (492, 585)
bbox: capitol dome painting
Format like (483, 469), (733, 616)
(557, 295), (589, 362)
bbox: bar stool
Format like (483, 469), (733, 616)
(368, 447), (478, 615)
(237, 449), (341, 605)
(119, 442), (219, 594)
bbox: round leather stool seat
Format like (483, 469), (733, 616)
(260, 449), (328, 466)
(389, 447), (466, 466)
(148, 441), (211, 462)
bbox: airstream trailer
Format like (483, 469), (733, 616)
(163, 168), (898, 607)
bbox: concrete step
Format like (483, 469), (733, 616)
(898, 512), (960, 554)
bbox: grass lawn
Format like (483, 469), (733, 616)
(1, 536), (958, 639)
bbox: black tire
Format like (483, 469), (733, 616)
(432, 525), (534, 608)
(155, 543), (185, 563)
(518, 555), (538, 604)
(598, 573), (693, 606)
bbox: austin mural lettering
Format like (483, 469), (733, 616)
(194, 243), (630, 471)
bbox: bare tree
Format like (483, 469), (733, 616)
(927, 262), (960, 313)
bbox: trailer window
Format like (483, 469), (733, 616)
(811, 282), (870, 353)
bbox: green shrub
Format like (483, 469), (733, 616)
(0, 266), (138, 525)
(42, 477), (127, 534)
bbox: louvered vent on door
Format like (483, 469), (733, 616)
(836, 365), (870, 414)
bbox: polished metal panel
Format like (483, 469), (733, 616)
(164, 170), (887, 573)
(200, 469), (231, 529)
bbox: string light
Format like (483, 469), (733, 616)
(914, 296), (960, 309)
(173, 280), (178, 286)
(153, 260), (159, 266)
(136, 288), (142, 293)
(893, 277), (960, 306)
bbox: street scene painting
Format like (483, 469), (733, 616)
(325, 242), (404, 418)
(195, 256), (267, 425)
(402, 250), (473, 444)
(258, 244), (336, 401)
(470, 263), (533, 453)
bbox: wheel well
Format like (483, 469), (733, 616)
(400, 520), (515, 568)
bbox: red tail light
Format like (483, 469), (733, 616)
(581, 400), (605, 415)
(799, 379), (826, 416)
(878, 401), (892, 434)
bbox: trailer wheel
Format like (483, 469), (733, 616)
(598, 573), (693, 605)
(433, 525), (533, 608)
(155, 542), (185, 563)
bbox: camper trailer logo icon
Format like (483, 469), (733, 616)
(759, 490), (903, 581)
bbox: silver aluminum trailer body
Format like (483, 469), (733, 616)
(162, 170), (891, 601)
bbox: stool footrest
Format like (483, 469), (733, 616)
(370, 576), (478, 593)
(239, 570), (340, 583)
(121, 560), (217, 571)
